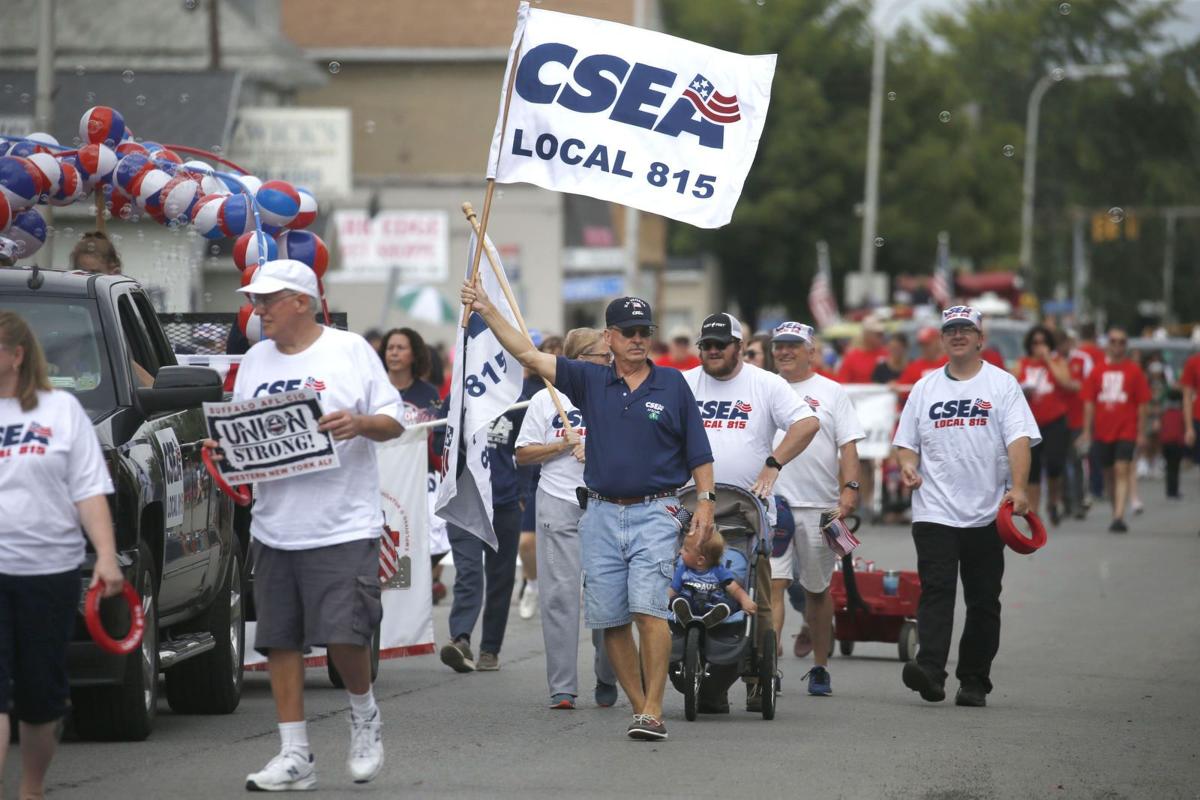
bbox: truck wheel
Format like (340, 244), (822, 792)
(327, 624), (381, 689)
(72, 544), (159, 741)
(165, 538), (245, 714)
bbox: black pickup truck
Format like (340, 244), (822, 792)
(0, 266), (244, 741)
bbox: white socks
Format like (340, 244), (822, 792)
(279, 721), (310, 756)
(349, 688), (379, 722)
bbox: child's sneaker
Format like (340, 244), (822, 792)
(670, 596), (695, 624)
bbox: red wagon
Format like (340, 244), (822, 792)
(829, 566), (921, 661)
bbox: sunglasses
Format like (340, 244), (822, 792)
(248, 291), (297, 310)
(611, 326), (655, 339)
(744, 349), (762, 358)
(698, 339), (733, 351)
(1110, 338), (1128, 345)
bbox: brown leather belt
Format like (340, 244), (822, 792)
(587, 490), (678, 506)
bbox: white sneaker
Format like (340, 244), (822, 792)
(518, 583), (538, 620)
(348, 711), (384, 784)
(245, 750), (316, 792)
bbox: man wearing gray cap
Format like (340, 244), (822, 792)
(683, 313), (819, 711)
(204, 260), (405, 790)
(893, 306), (1039, 708)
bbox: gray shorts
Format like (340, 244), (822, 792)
(251, 538), (383, 656)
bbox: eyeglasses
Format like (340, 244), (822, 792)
(248, 291), (297, 310)
(698, 340), (733, 351)
(610, 326), (655, 339)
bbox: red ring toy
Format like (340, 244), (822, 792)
(202, 445), (252, 507)
(85, 581), (145, 655)
(997, 500), (1048, 554)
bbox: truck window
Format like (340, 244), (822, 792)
(117, 294), (158, 386)
(132, 290), (177, 368)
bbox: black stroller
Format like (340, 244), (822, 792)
(668, 484), (776, 720)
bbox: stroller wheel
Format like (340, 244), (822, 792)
(683, 627), (702, 722)
(759, 628), (777, 720)
(839, 639), (855, 656)
(898, 620), (918, 662)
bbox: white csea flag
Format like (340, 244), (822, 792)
(434, 233), (523, 548)
(486, 2), (776, 229)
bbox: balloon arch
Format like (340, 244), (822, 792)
(0, 105), (331, 340)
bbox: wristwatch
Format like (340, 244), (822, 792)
(843, 481), (861, 491)
(697, 491), (717, 503)
(764, 455), (783, 471)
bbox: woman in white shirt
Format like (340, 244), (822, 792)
(514, 328), (616, 710)
(0, 312), (122, 798)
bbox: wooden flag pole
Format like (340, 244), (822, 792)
(462, 202), (577, 438)
(460, 41), (523, 328)
(94, 191), (106, 233)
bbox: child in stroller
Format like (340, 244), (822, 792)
(669, 533), (757, 627)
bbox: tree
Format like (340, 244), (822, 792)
(662, 0), (1200, 328)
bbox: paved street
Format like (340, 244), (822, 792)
(16, 478), (1200, 800)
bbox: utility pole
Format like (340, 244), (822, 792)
(35, 0), (55, 265)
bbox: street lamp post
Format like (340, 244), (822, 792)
(859, 0), (917, 277)
(1018, 63), (1129, 278)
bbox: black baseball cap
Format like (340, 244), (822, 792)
(605, 297), (655, 329)
(696, 313), (743, 344)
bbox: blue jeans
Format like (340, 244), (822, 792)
(580, 496), (680, 629)
(447, 502), (521, 655)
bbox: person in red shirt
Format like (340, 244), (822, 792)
(1181, 349), (1200, 456)
(1063, 333), (1096, 518)
(655, 326), (702, 371)
(1076, 322), (1107, 371)
(1080, 327), (1151, 533)
(836, 318), (887, 384)
(897, 328), (948, 392)
(1014, 326), (1078, 524)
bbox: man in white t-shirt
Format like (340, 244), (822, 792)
(769, 321), (865, 697)
(682, 313), (819, 712)
(204, 260), (405, 790)
(893, 305), (1039, 708)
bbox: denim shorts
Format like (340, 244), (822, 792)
(580, 496), (681, 629)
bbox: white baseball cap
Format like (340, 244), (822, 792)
(237, 259), (320, 301)
(941, 305), (983, 331)
(772, 321), (814, 344)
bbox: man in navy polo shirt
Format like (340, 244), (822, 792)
(461, 283), (715, 742)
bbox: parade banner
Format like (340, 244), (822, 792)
(435, 231), (523, 548)
(246, 428), (435, 670)
(203, 389), (338, 485)
(487, 2), (777, 229)
(844, 384), (897, 460)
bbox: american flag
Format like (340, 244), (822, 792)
(28, 423), (53, 438)
(930, 231), (953, 309)
(808, 241), (839, 329)
(304, 376), (326, 392)
(974, 399), (993, 411)
(682, 74), (741, 124)
(734, 401), (753, 414)
(379, 522), (401, 584)
(804, 395), (820, 409)
(821, 517), (861, 557)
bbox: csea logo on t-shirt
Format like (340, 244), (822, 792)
(253, 375), (326, 399)
(0, 421), (52, 457)
(928, 397), (992, 428)
(695, 399), (753, 429)
(1098, 371), (1127, 404)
